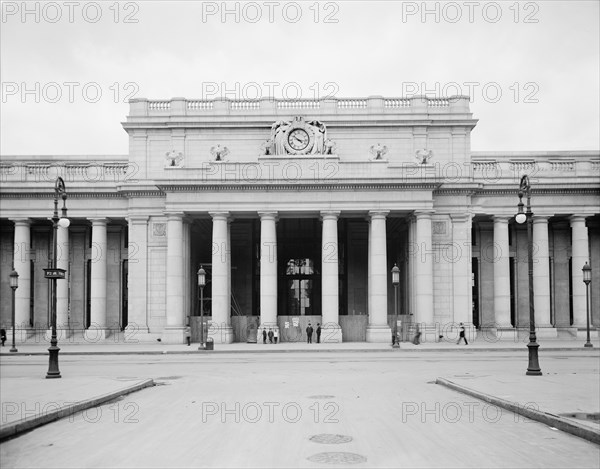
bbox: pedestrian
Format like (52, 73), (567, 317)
(316, 323), (321, 343)
(262, 328), (267, 344)
(268, 328), (274, 344)
(412, 324), (421, 345)
(457, 323), (468, 345)
(306, 322), (313, 344)
(273, 328), (278, 344)
(0, 328), (6, 347)
(185, 325), (191, 346)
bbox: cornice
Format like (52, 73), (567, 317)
(155, 182), (441, 192)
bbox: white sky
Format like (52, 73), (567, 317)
(1, 0), (599, 155)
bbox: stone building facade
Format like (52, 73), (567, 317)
(1, 96), (598, 343)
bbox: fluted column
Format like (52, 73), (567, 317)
(366, 210), (391, 342)
(56, 224), (69, 330)
(571, 215), (589, 327)
(533, 217), (552, 329)
(451, 214), (472, 326)
(11, 219), (31, 332)
(321, 211), (342, 343)
(493, 216), (512, 328)
(86, 219), (108, 340)
(210, 212), (234, 343)
(259, 212), (278, 336)
(414, 212), (434, 325)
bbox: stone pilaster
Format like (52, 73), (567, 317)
(210, 212), (234, 343)
(85, 219), (109, 341)
(56, 224), (69, 331)
(493, 216), (512, 328)
(414, 211), (434, 325)
(570, 215), (589, 328)
(126, 217), (150, 339)
(532, 216), (556, 336)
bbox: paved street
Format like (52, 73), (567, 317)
(1, 351), (599, 468)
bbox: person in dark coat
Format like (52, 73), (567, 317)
(268, 328), (274, 344)
(0, 328), (6, 346)
(316, 323), (322, 343)
(262, 329), (267, 344)
(306, 323), (313, 344)
(457, 322), (468, 345)
(412, 324), (421, 345)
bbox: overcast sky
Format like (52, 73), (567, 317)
(1, 0), (599, 155)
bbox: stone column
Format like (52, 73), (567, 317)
(493, 216), (512, 328)
(163, 213), (185, 343)
(366, 211), (391, 342)
(56, 224), (69, 331)
(571, 215), (589, 328)
(86, 219), (108, 340)
(11, 219), (31, 336)
(259, 212), (278, 338)
(210, 212), (234, 343)
(126, 217), (150, 339)
(451, 214), (472, 326)
(321, 211), (342, 343)
(414, 212), (434, 325)
(533, 216), (555, 336)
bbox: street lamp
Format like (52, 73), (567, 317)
(392, 264), (400, 348)
(197, 266), (206, 350)
(582, 262), (593, 348)
(515, 174), (542, 376)
(44, 177), (70, 379)
(9, 268), (19, 353)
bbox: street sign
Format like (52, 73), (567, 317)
(43, 268), (66, 279)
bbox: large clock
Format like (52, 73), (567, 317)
(287, 128), (310, 151)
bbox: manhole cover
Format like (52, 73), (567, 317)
(307, 452), (367, 464)
(308, 395), (336, 399)
(560, 412), (600, 422)
(310, 434), (353, 444)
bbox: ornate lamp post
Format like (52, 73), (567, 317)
(197, 266), (206, 350)
(582, 262), (593, 348)
(392, 264), (400, 348)
(44, 177), (70, 379)
(515, 175), (542, 376)
(9, 268), (19, 353)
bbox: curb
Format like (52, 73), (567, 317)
(1, 347), (599, 356)
(0, 378), (155, 442)
(436, 377), (600, 445)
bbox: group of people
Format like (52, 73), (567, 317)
(411, 323), (468, 345)
(305, 322), (321, 343)
(262, 328), (279, 344)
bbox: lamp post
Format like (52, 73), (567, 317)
(197, 266), (206, 350)
(392, 264), (400, 348)
(515, 174), (542, 376)
(582, 262), (593, 348)
(9, 268), (19, 353)
(44, 177), (70, 379)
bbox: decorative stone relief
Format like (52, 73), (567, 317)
(210, 144), (230, 161)
(153, 223), (167, 237)
(369, 143), (388, 160)
(432, 221), (447, 235)
(416, 149), (433, 164)
(266, 116), (328, 155)
(165, 150), (184, 168)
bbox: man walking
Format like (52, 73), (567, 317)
(316, 323), (322, 343)
(457, 322), (468, 345)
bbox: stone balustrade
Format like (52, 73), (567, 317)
(128, 95), (472, 117)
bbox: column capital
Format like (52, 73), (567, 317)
(493, 215), (511, 223)
(10, 218), (31, 226)
(368, 210), (389, 220)
(532, 215), (549, 224)
(570, 214), (588, 225)
(88, 218), (107, 226)
(209, 211), (230, 221)
(258, 211), (278, 220)
(450, 213), (472, 223)
(320, 211), (341, 220)
(128, 216), (149, 224)
(414, 210), (435, 220)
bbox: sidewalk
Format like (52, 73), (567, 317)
(1, 336), (599, 355)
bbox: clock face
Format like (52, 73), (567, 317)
(288, 128), (310, 151)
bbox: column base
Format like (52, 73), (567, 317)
(366, 325), (392, 343)
(320, 324), (342, 344)
(535, 326), (558, 339)
(208, 324), (234, 344)
(83, 328), (111, 343)
(576, 328), (598, 340)
(556, 327), (578, 340)
(161, 327), (186, 344)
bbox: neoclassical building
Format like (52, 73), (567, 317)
(1, 96), (598, 343)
